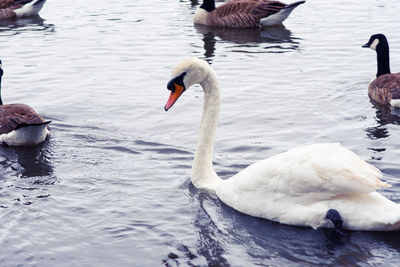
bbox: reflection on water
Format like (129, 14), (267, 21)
(163, 183), (231, 266)
(1, 0), (400, 265)
(190, 0), (199, 7)
(0, 140), (53, 178)
(0, 140), (55, 208)
(195, 24), (301, 58)
(202, 31), (217, 63)
(372, 101), (400, 126)
(365, 101), (400, 140)
(163, 182), (400, 266)
(0, 15), (54, 36)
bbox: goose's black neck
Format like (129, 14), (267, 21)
(0, 69), (3, 106)
(376, 39), (391, 77)
(200, 0), (215, 12)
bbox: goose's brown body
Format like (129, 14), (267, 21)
(195, 0), (305, 29)
(0, 103), (47, 135)
(368, 73), (400, 106)
(0, 0), (25, 19)
(0, 0), (43, 19)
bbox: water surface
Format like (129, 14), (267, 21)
(1, 0), (400, 266)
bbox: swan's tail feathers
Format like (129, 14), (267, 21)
(260, 1), (305, 27)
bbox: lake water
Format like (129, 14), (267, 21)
(1, 0), (400, 266)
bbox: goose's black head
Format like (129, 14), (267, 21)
(0, 59), (3, 105)
(362, 34), (391, 77)
(200, 0), (216, 12)
(165, 72), (186, 111)
(362, 34), (389, 52)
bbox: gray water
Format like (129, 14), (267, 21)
(1, 0), (400, 266)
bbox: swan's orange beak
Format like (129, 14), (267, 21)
(164, 83), (184, 111)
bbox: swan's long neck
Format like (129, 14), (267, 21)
(191, 69), (222, 191)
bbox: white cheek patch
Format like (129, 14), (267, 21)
(390, 99), (400, 108)
(370, 39), (379, 51)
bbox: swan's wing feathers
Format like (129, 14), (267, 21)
(227, 143), (387, 198)
(294, 143), (388, 194)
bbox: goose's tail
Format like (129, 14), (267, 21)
(260, 1), (305, 27)
(14, 0), (47, 18)
(284, 1), (306, 10)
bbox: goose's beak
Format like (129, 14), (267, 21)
(362, 42), (369, 48)
(164, 83), (184, 111)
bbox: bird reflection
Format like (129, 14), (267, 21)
(190, 0), (199, 7)
(0, 141), (54, 208)
(189, 183), (230, 266)
(195, 24), (301, 62)
(161, 180), (400, 266)
(0, 15), (54, 34)
(162, 182), (230, 266)
(0, 140), (54, 178)
(365, 100), (400, 140)
(202, 31), (217, 62)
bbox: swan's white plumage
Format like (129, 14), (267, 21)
(215, 143), (399, 230)
(166, 58), (400, 231)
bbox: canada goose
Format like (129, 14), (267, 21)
(0, 60), (50, 146)
(164, 58), (400, 231)
(194, 0), (305, 28)
(362, 34), (400, 108)
(0, 0), (46, 20)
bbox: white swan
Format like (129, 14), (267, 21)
(164, 58), (400, 231)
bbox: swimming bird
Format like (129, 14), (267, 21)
(362, 34), (400, 108)
(164, 58), (400, 231)
(0, 60), (50, 146)
(194, 0), (305, 28)
(0, 0), (46, 20)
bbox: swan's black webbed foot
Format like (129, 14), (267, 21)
(326, 209), (346, 236)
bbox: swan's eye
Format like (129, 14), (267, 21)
(167, 80), (176, 92)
